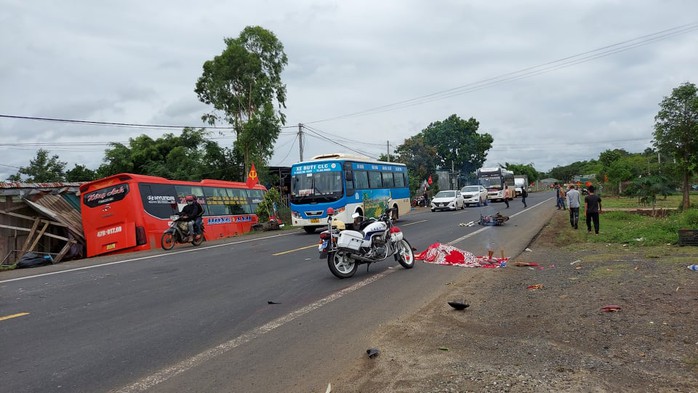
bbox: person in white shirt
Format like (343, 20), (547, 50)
(566, 185), (581, 229)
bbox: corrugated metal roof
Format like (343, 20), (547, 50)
(23, 193), (84, 242)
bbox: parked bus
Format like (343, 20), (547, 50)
(290, 153), (411, 233)
(79, 173), (267, 257)
(476, 167), (516, 201)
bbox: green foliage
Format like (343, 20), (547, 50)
(653, 82), (698, 209)
(97, 128), (239, 181)
(11, 149), (66, 182)
(421, 114), (493, 177)
(503, 163), (539, 184)
(255, 186), (290, 225)
(65, 164), (97, 182)
(195, 26), (288, 172)
(394, 134), (440, 193)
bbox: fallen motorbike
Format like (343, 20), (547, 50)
(161, 214), (205, 250)
(326, 207), (415, 279)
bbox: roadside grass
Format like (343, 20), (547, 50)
(601, 192), (698, 210)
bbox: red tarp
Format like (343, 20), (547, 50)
(415, 243), (507, 268)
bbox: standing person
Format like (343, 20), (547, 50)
(503, 183), (510, 208)
(521, 186), (528, 208)
(584, 185), (602, 234)
(554, 183), (563, 209)
(559, 185), (567, 210)
(567, 184), (581, 229)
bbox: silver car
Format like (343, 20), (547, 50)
(460, 185), (488, 207)
(430, 190), (465, 211)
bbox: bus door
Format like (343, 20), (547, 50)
(82, 183), (141, 257)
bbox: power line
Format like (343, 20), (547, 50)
(305, 22), (698, 124)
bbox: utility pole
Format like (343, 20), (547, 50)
(298, 123), (304, 162)
(386, 140), (390, 162)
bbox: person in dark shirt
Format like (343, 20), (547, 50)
(584, 185), (602, 234)
(180, 195), (204, 238)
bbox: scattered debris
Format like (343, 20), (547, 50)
(366, 348), (380, 359)
(688, 264), (698, 271)
(326, 383), (332, 393)
(458, 221), (476, 227)
(601, 305), (622, 312)
(527, 284), (544, 290)
(524, 247), (533, 252)
(447, 301), (470, 310)
(438, 347), (449, 351)
(570, 259), (582, 265)
(514, 262), (539, 267)
(267, 301), (281, 304)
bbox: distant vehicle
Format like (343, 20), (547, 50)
(514, 175), (528, 196)
(430, 190), (464, 212)
(290, 153), (411, 233)
(477, 167), (515, 202)
(460, 185), (488, 207)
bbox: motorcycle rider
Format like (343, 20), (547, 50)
(180, 195), (204, 239)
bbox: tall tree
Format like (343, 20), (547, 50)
(421, 114), (493, 177)
(195, 26), (288, 175)
(504, 163), (540, 184)
(12, 149), (67, 182)
(653, 82), (698, 209)
(65, 164), (97, 182)
(394, 134), (440, 193)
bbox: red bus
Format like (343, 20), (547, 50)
(79, 173), (267, 257)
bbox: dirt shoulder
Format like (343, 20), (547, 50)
(333, 210), (698, 392)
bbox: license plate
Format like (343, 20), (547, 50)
(310, 218), (319, 223)
(106, 243), (116, 250)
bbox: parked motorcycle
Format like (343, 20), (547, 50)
(161, 214), (205, 250)
(326, 207), (415, 279)
(318, 208), (345, 259)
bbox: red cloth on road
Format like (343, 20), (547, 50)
(415, 243), (507, 268)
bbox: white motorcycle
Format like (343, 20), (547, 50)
(326, 207), (415, 279)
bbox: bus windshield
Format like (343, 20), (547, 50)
(480, 176), (503, 189)
(290, 171), (344, 204)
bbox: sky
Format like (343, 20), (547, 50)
(1, 0), (697, 181)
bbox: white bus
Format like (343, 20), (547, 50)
(476, 167), (516, 201)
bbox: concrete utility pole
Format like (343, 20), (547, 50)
(386, 141), (390, 162)
(298, 123), (304, 162)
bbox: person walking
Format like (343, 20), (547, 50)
(503, 183), (510, 208)
(521, 186), (528, 208)
(559, 185), (567, 210)
(567, 184), (581, 229)
(584, 185), (602, 234)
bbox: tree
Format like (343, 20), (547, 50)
(653, 82), (698, 209)
(97, 128), (236, 181)
(195, 26), (288, 175)
(421, 114), (493, 178)
(12, 149), (66, 182)
(503, 163), (540, 184)
(394, 134), (440, 193)
(65, 164), (97, 182)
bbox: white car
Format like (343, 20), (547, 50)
(460, 185), (488, 207)
(430, 190), (464, 212)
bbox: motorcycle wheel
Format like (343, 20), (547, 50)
(327, 250), (358, 279)
(396, 239), (415, 269)
(161, 232), (175, 250)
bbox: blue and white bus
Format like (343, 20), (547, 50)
(290, 153), (411, 233)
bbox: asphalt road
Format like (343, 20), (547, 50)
(0, 191), (555, 393)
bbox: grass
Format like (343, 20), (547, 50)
(559, 207), (698, 247)
(601, 192), (698, 209)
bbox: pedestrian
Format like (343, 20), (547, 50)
(559, 185), (567, 210)
(566, 184), (581, 229)
(503, 183), (510, 208)
(584, 185), (602, 234)
(521, 186), (528, 208)
(554, 182), (563, 209)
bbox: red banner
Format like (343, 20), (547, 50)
(246, 163), (259, 189)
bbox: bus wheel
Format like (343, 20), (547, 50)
(303, 226), (316, 234)
(161, 232), (175, 250)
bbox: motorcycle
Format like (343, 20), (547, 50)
(161, 214), (205, 250)
(318, 209), (345, 259)
(325, 207), (415, 279)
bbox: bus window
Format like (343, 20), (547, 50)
(139, 183), (177, 219)
(368, 171), (382, 188)
(382, 172), (395, 188)
(226, 188), (249, 214)
(203, 186), (228, 215)
(394, 172), (406, 188)
(247, 189), (265, 213)
(354, 170), (369, 189)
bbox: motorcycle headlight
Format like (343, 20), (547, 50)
(170, 215), (179, 220)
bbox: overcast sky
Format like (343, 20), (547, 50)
(1, 0), (697, 181)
